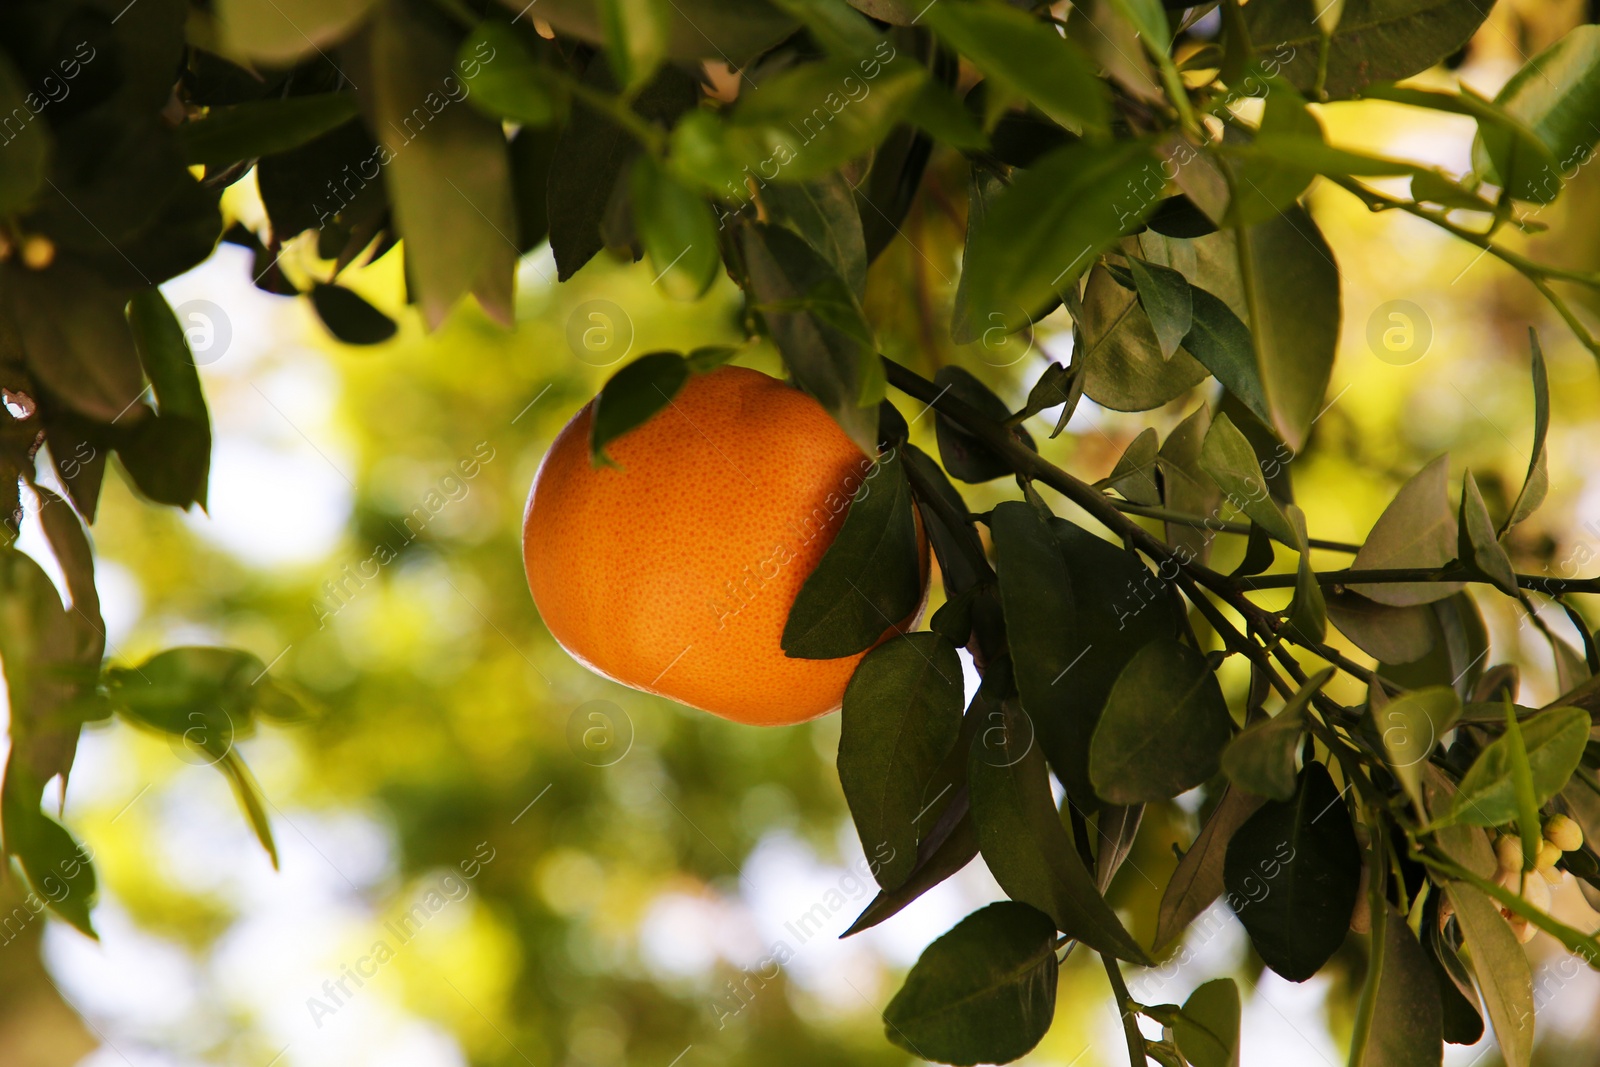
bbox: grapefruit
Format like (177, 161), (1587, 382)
(523, 365), (926, 725)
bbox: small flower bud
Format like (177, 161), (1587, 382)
(1495, 834), (1524, 872)
(21, 235), (54, 271)
(1545, 814), (1584, 852)
(1540, 862), (1566, 885)
(1537, 839), (1563, 871)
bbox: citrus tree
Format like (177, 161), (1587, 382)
(5, 0), (1600, 1063)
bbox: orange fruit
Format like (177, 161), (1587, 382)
(523, 365), (927, 725)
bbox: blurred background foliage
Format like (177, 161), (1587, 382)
(11, 0), (1600, 1065)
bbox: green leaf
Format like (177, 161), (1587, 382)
(724, 57), (926, 182)
(125, 289), (212, 510)
(588, 352), (692, 462)
(962, 140), (1161, 335)
(1156, 785), (1266, 950)
(370, 3), (516, 327)
(599, 0), (670, 92)
(1178, 286), (1271, 426)
(1324, 592), (1436, 665)
(630, 156), (720, 301)
(759, 175), (869, 299)
(740, 222), (879, 451)
(839, 633), (964, 890)
(1367, 85), (1559, 203)
(1244, 0), (1491, 99)
(1235, 205), (1339, 450)
(921, 2), (1107, 136)
(0, 53), (50, 213)
(1224, 762), (1361, 982)
(1224, 77), (1321, 226)
(1127, 257), (1192, 360)
(844, 809), (979, 936)
(109, 646), (269, 746)
(1198, 413), (1294, 544)
(1435, 706), (1589, 827)
(216, 0), (382, 64)
(968, 695), (1151, 963)
(1106, 428), (1160, 505)
(179, 93), (361, 168)
(0, 769), (97, 938)
(1447, 884), (1534, 1067)
(459, 22), (563, 127)
(1503, 697), (1544, 872)
(882, 901), (1059, 1067)
(1375, 686), (1461, 813)
(219, 747), (279, 868)
(1080, 266), (1210, 412)
(1285, 504), (1326, 644)
(8, 264), (146, 425)
(1158, 405), (1223, 565)
(1222, 667), (1332, 802)
(1173, 978), (1241, 1067)
(1090, 638), (1232, 804)
(1484, 25), (1600, 198)
(1355, 903), (1444, 1067)
(782, 449), (921, 658)
(931, 367), (1034, 483)
(309, 283), (398, 345)
(1422, 893), (1485, 1046)
(1503, 329), (1550, 534)
(1380, 592), (1488, 698)
(1458, 471), (1517, 596)
(1350, 456), (1463, 606)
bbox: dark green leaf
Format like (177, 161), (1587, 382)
(108, 646), (268, 746)
(1284, 504), (1326, 644)
(1224, 78), (1320, 226)
(1182, 285), (1272, 427)
(882, 902), (1059, 1067)
(459, 22), (563, 127)
(1080, 266), (1210, 412)
(1380, 592), (1488, 698)
(759, 175), (868, 299)
(1504, 330), (1550, 533)
(1244, 0), (1491, 99)
(1090, 638), (1232, 804)
(309, 283), (398, 345)
(931, 367), (1034, 483)
(1435, 706), (1588, 827)
(962, 140), (1161, 334)
(6, 264), (145, 424)
(215, 0), (382, 64)
(589, 352), (691, 462)
(1157, 786), (1266, 950)
(1368, 84), (1558, 203)
(1224, 762), (1360, 982)
(840, 633), (964, 889)
(844, 807), (979, 936)
(548, 62), (697, 280)
(630, 156), (720, 301)
(1012, 361), (1074, 425)
(1222, 667), (1331, 802)
(1106, 427), (1160, 505)
(1351, 456), (1463, 606)
(1173, 978), (1241, 1067)
(219, 747), (279, 868)
(1158, 405), (1222, 564)
(1422, 893), (1484, 1046)
(125, 289), (211, 510)
(968, 695), (1151, 962)
(1458, 471), (1517, 596)
(1447, 883), (1533, 1067)
(179, 93), (361, 168)
(1199, 413), (1294, 544)
(922, 2), (1107, 136)
(1375, 686), (1460, 812)
(1127, 256), (1191, 360)
(1355, 903), (1444, 1067)
(783, 449), (921, 657)
(741, 222), (879, 450)
(1236, 205), (1339, 450)
(0, 52), (50, 213)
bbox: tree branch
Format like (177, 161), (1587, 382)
(1234, 566), (1600, 596)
